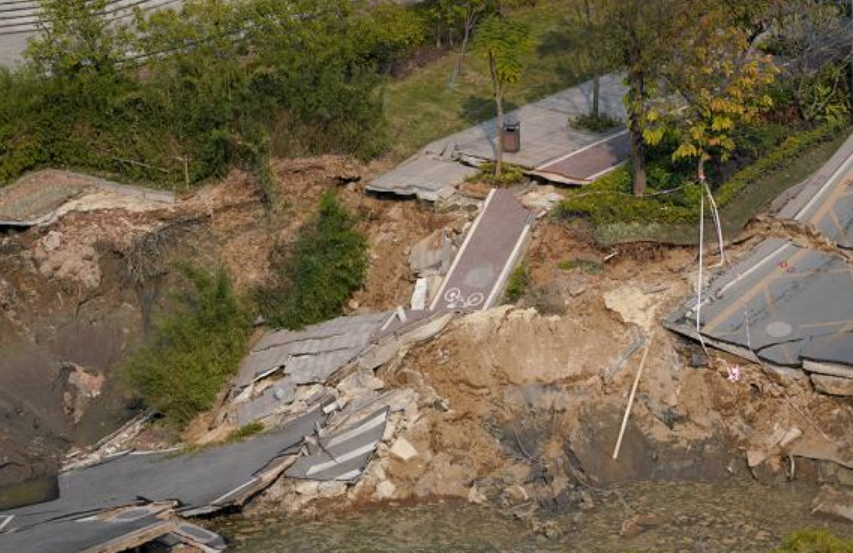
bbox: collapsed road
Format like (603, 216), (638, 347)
(666, 131), (853, 384)
(0, 187), (537, 553)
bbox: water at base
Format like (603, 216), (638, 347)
(216, 479), (853, 553)
(0, 476), (58, 511)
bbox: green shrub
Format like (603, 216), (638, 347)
(257, 193), (368, 329)
(505, 264), (529, 302)
(556, 121), (846, 227)
(716, 121), (844, 206)
(571, 113), (621, 133)
(468, 162), (526, 187)
(123, 264), (251, 427)
(0, 0), (426, 188)
(772, 528), (853, 553)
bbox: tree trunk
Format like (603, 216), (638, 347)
(496, 88), (504, 177)
(458, 17), (473, 76)
(628, 68), (647, 197)
(592, 74), (600, 119)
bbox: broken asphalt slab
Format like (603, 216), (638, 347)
(666, 130), (853, 376)
(0, 407), (324, 552)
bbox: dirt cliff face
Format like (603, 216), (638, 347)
(0, 157), (451, 487)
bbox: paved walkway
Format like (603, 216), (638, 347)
(368, 74), (629, 200)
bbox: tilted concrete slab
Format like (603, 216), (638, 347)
(285, 408), (388, 482)
(777, 131), (853, 247)
(366, 156), (478, 202)
(0, 513), (175, 553)
(236, 312), (390, 389)
(0, 169), (175, 227)
(0, 407), (323, 543)
(666, 239), (853, 368)
(666, 130), (853, 373)
(429, 189), (534, 312)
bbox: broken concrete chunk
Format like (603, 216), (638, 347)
(811, 374), (853, 396)
(411, 278), (429, 310)
(373, 480), (396, 501)
(409, 230), (453, 276)
(390, 437), (418, 461)
(812, 486), (853, 523)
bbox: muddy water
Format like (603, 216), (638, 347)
(217, 479), (853, 552)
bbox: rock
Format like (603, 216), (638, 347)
(409, 230), (453, 276)
(620, 518), (644, 538)
(467, 485), (487, 505)
(502, 484), (529, 505)
(292, 480), (320, 497)
(42, 231), (62, 252)
(373, 480), (396, 501)
(390, 437), (419, 461)
(579, 490), (595, 511)
(812, 486), (853, 522)
(811, 374), (853, 397)
(620, 513), (669, 538)
(604, 286), (657, 331)
(318, 480), (348, 499)
(337, 371), (384, 399)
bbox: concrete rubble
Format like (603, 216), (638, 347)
(2, 187), (540, 552)
(0, 169), (174, 227)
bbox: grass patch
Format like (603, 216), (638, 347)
(226, 421), (265, 443)
(467, 162), (526, 187)
(256, 193), (368, 330)
(571, 113), (622, 133)
(123, 264), (251, 428)
(772, 528), (853, 552)
(382, 0), (590, 161)
(505, 264), (529, 302)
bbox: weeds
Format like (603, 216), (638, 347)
(123, 263), (251, 428)
(226, 421), (265, 443)
(505, 264), (529, 302)
(571, 113), (621, 133)
(256, 193), (368, 329)
(772, 528), (853, 553)
(558, 259), (603, 274)
(468, 162), (526, 187)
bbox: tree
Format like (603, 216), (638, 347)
(650, 3), (778, 181)
(767, 0), (853, 122)
(26, 0), (129, 79)
(601, 0), (676, 197)
(473, 15), (533, 176)
(566, 0), (616, 120)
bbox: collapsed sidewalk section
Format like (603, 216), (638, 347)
(666, 131), (853, 388)
(0, 188), (536, 553)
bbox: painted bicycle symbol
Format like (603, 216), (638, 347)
(445, 287), (485, 310)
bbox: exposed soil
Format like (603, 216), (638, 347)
(284, 220), (853, 518)
(0, 156), (454, 487)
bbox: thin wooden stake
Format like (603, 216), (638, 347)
(612, 331), (655, 460)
